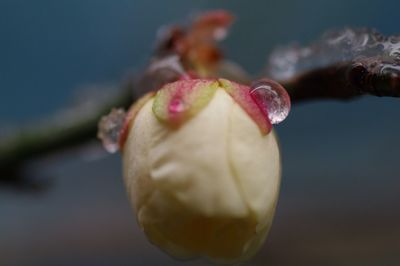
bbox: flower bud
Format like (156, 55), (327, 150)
(121, 78), (282, 264)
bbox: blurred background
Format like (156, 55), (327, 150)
(1, 0), (399, 265)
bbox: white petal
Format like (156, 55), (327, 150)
(147, 89), (248, 217)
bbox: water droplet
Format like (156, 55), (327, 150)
(250, 79), (291, 124)
(168, 97), (185, 113)
(348, 63), (368, 88)
(213, 27), (227, 40)
(97, 108), (126, 153)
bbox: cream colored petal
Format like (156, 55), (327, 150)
(228, 97), (281, 229)
(122, 99), (156, 213)
(147, 89), (248, 217)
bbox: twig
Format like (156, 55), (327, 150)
(266, 28), (400, 102)
(282, 61), (400, 102)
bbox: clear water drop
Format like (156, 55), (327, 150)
(97, 108), (126, 153)
(168, 97), (185, 113)
(250, 79), (291, 124)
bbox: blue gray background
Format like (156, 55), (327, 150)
(1, 1), (400, 265)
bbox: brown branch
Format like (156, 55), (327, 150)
(266, 28), (400, 102)
(282, 61), (400, 102)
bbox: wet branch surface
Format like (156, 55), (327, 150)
(282, 61), (400, 102)
(267, 28), (400, 102)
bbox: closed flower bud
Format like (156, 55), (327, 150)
(98, 78), (289, 264)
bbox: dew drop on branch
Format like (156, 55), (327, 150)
(97, 108), (126, 153)
(250, 79), (291, 124)
(267, 28), (400, 81)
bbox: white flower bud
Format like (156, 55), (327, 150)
(122, 79), (281, 264)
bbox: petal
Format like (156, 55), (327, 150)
(152, 79), (218, 128)
(219, 78), (272, 135)
(119, 91), (155, 149)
